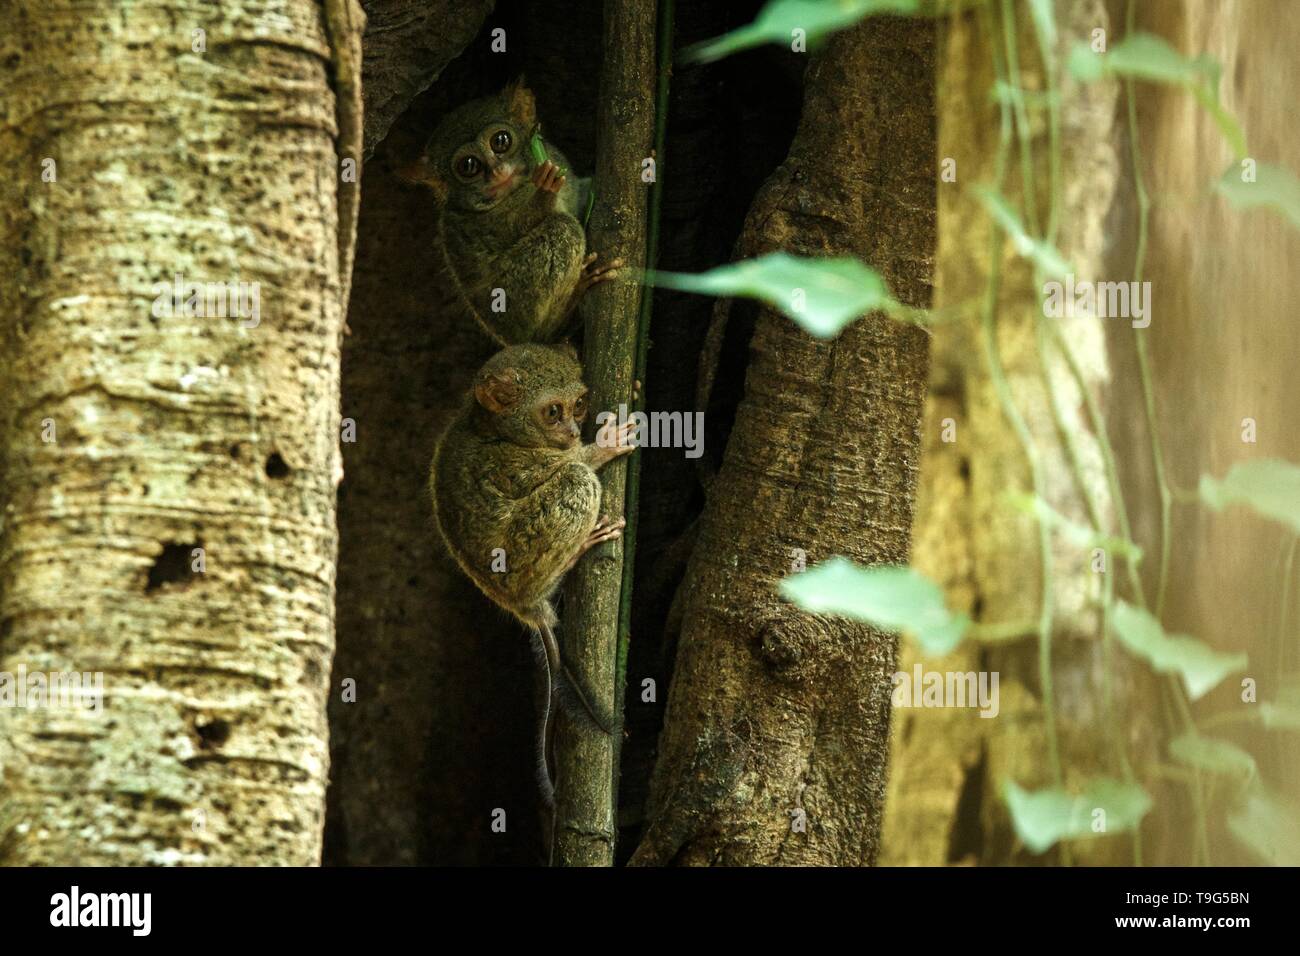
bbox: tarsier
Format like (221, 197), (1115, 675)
(400, 80), (622, 345)
(430, 343), (637, 800)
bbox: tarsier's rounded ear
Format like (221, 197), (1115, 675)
(554, 342), (580, 363)
(475, 369), (524, 414)
(503, 76), (536, 128)
(394, 156), (449, 203)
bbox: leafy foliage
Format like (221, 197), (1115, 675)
(780, 557), (969, 654)
(1216, 162), (1300, 231)
(1228, 786), (1300, 865)
(1110, 602), (1247, 701)
(972, 186), (1071, 277)
(647, 253), (897, 339)
(1067, 32), (1246, 157)
(1003, 778), (1152, 854)
(1009, 493), (1143, 561)
(1200, 459), (1300, 534)
(1169, 734), (1256, 778)
(682, 0), (923, 63)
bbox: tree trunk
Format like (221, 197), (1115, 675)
(0, 0), (362, 864)
(882, 0), (1150, 866)
(631, 16), (936, 866)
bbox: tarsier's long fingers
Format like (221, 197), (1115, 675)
(586, 516), (627, 547)
(531, 160), (566, 194)
(576, 253), (624, 293)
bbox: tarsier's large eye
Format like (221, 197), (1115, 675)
(455, 155), (481, 179)
(573, 395), (587, 420)
(491, 130), (512, 154)
(546, 403), (562, 423)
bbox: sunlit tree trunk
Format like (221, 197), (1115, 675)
(0, 0), (362, 865)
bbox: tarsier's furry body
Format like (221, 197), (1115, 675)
(401, 81), (619, 346)
(429, 344), (635, 801)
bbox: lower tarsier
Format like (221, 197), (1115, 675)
(411, 85), (638, 818)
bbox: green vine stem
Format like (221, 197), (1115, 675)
(982, 0), (1062, 786)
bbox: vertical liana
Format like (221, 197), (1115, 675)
(0, 0), (361, 864)
(554, 0), (656, 866)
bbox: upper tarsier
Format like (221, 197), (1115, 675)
(400, 80), (622, 345)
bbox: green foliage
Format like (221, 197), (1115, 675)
(1216, 162), (1300, 231)
(1228, 786), (1300, 865)
(682, 0), (922, 64)
(971, 186), (1071, 277)
(1258, 679), (1300, 731)
(1003, 778), (1152, 854)
(1067, 32), (1246, 158)
(1199, 459), (1300, 534)
(779, 557), (969, 654)
(1110, 601), (1247, 701)
(647, 253), (897, 339)
(1009, 492), (1143, 561)
(1169, 734), (1256, 778)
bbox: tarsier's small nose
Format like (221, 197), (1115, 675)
(568, 420), (581, 439)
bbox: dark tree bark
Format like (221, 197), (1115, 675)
(359, 0), (496, 159)
(632, 16), (936, 866)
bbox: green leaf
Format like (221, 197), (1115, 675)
(1228, 786), (1300, 866)
(971, 186), (1072, 278)
(683, 0), (922, 64)
(1169, 734), (1257, 777)
(1068, 32), (1218, 85)
(779, 557), (969, 655)
(648, 253), (897, 339)
(1008, 492), (1143, 561)
(1258, 678), (1300, 730)
(1068, 33), (1245, 157)
(1003, 778), (1152, 855)
(1216, 163), (1300, 231)
(1199, 459), (1300, 534)
(1110, 601), (1246, 700)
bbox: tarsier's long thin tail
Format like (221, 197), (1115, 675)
(529, 621), (615, 810)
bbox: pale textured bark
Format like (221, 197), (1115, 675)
(0, 0), (361, 865)
(883, 0), (1145, 865)
(632, 17), (935, 866)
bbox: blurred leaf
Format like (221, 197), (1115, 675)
(683, 0), (922, 63)
(648, 253), (897, 339)
(1199, 459), (1300, 534)
(971, 186), (1072, 278)
(779, 557), (969, 655)
(1003, 778), (1152, 854)
(1110, 601), (1247, 700)
(1008, 492), (1143, 561)
(1216, 163), (1300, 231)
(1169, 734), (1257, 777)
(1228, 786), (1300, 866)
(1257, 677), (1300, 730)
(1068, 31), (1217, 85)
(1068, 32), (1245, 157)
